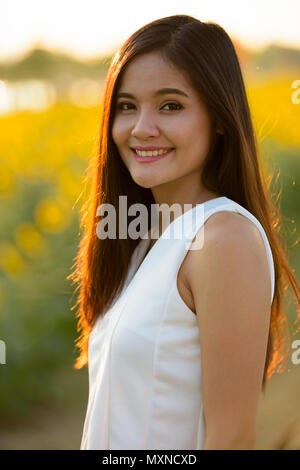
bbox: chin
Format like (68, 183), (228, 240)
(131, 177), (155, 189)
(129, 170), (160, 189)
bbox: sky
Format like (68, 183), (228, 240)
(1, 0), (300, 62)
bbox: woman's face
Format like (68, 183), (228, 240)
(112, 51), (214, 190)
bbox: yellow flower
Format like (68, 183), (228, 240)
(0, 242), (26, 277)
(34, 197), (71, 232)
(0, 164), (15, 194)
(14, 222), (46, 257)
(57, 168), (83, 203)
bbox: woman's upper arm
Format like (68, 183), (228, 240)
(188, 212), (272, 447)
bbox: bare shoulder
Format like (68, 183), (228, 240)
(202, 209), (262, 240)
(208, 210), (266, 249)
(191, 209), (267, 261)
(185, 209), (271, 307)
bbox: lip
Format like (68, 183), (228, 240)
(131, 148), (174, 163)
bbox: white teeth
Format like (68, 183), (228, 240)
(135, 149), (171, 157)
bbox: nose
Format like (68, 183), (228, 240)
(131, 110), (160, 139)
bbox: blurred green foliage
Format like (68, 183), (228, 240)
(0, 47), (112, 81)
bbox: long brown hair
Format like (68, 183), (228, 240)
(68, 14), (300, 389)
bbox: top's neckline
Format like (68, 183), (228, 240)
(144, 196), (228, 244)
(134, 195), (229, 272)
(120, 196), (231, 302)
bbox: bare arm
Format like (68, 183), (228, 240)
(188, 212), (272, 450)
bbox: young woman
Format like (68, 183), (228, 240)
(69, 15), (300, 450)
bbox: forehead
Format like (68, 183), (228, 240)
(118, 52), (193, 95)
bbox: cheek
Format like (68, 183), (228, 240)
(112, 117), (127, 145)
(175, 114), (210, 146)
(176, 108), (210, 139)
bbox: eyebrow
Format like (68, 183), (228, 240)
(116, 88), (189, 99)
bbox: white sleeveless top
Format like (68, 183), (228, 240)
(80, 196), (275, 450)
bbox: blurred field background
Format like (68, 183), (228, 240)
(0, 41), (299, 449)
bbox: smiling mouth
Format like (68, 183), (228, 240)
(131, 148), (174, 162)
(131, 148), (174, 156)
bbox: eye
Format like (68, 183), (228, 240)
(116, 101), (183, 112)
(161, 102), (183, 111)
(117, 101), (134, 111)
